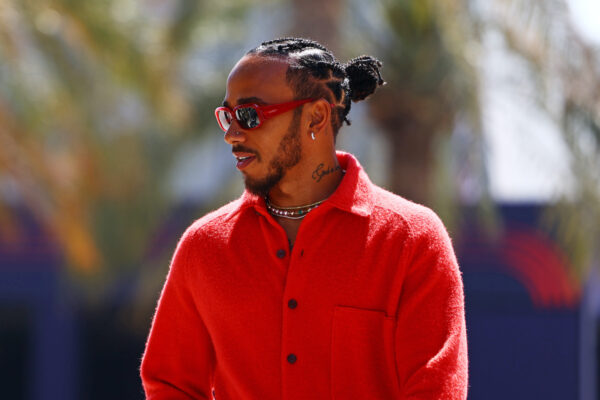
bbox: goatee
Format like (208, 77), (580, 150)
(243, 109), (303, 197)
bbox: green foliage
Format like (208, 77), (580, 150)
(359, 0), (484, 220)
(0, 0), (267, 298)
(355, 0), (600, 279)
(491, 0), (600, 279)
(1, 0), (598, 300)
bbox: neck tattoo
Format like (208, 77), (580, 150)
(312, 163), (341, 183)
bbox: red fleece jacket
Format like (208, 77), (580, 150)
(141, 152), (468, 400)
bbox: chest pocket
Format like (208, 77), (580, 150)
(331, 305), (401, 400)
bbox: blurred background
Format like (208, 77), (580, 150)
(1, 0), (599, 399)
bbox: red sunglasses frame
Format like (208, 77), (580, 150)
(215, 98), (333, 132)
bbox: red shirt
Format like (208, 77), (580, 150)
(141, 152), (468, 399)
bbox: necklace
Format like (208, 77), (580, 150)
(265, 197), (327, 220)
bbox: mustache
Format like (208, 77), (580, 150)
(232, 145), (258, 155)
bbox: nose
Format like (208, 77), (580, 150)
(223, 122), (246, 145)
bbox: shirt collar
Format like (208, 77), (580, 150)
(325, 151), (374, 217)
(226, 151), (375, 220)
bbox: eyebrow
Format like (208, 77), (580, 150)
(222, 96), (265, 108)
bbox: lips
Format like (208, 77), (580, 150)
(232, 151), (257, 170)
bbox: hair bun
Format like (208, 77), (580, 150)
(344, 56), (385, 102)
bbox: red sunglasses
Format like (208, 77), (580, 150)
(215, 98), (333, 132)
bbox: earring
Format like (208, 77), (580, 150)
(311, 132), (316, 140)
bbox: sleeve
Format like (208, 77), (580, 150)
(140, 229), (216, 399)
(395, 209), (468, 399)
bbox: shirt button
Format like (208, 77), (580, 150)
(288, 299), (298, 309)
(276, 249), (286, 258)
(287, 353), (297, 364)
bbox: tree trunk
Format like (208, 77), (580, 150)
(289, 0), (343, 53)
(369, 88), (452, 205)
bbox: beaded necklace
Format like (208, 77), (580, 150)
(266, 170), (345, 220)
(265, 197), (327, 220)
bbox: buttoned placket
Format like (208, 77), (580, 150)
(254, 206), (304, 398)
(280, 226), (303, 399)
(270, 204), (334, 399)
(254, 203), (335, 399)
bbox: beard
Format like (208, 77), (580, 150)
(243, 109), (303, 197)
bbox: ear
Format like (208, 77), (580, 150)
(306, 98), (332, 137)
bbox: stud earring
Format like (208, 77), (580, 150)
(311, 132), (316, 140)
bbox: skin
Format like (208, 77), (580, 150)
(223, 54), (344, 244)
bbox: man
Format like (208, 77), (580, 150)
(141, 37), (468, 399)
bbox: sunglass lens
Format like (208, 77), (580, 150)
(217, 110), (233, 131)
(235, 107), (260, 129)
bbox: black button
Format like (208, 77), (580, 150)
(300, 249), (304, 257)
(287, 353), (297, 364)
(276, 249), (286, 258)
(288, 299), (298, 309)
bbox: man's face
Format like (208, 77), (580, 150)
(222, 55), (304, 196)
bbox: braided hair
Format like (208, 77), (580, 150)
(247, 37), (385, 137)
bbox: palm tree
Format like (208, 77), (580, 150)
(2, 0), (597, 292)
(353, 0), (485, 230)
(0, 0), (236, 297)
(485, 0), (600, 277)
(289, 0), (344, 52)
(361, 0), (600, 277)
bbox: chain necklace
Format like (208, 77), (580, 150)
(265, 197), (327, 220)
(266, 170), (345, 220)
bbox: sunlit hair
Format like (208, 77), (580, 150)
(247, 37), (385, 137)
